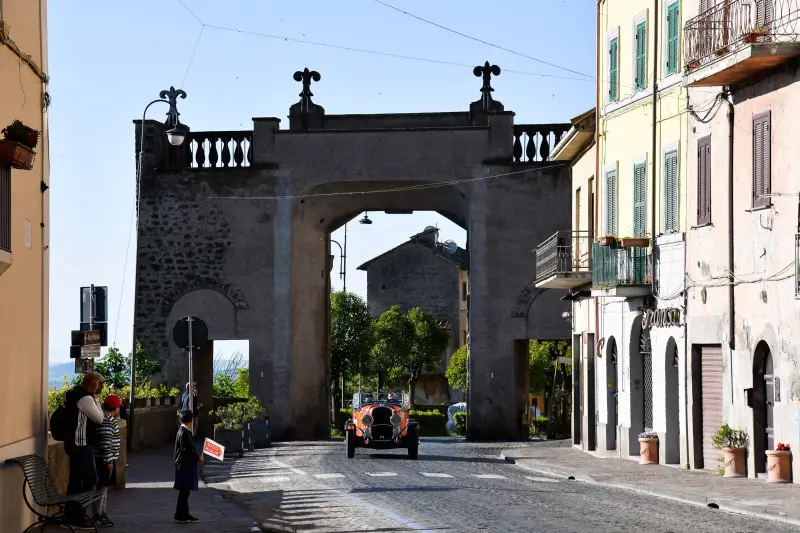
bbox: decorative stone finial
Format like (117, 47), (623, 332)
(293, 68), (321, 113)
(159, 86), (187, 128)
(471, 62), (504, 113)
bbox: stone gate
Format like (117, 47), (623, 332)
(133, 63), (573, 441)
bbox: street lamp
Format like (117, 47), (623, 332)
(359, 212), (373, 225)
(330, 224), (348, 292)
(128, 87), (188, 452)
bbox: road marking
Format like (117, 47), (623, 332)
(333, 488), (434, 532)
(420, 472), (453, 478)
(473, 474), (506, 479)
(525, 476), (559, 483)
(314, 473), (345, 479)
(258, 476), (290, 482)
(366, 472), (398, 477)
(270, 456), (307, 476)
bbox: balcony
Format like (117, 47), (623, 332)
(534, 231), (592, 289)
(591, 242), (652, 298)
(684, 0), (800, 87)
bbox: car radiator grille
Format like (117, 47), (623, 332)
(371, 407), (393, 440)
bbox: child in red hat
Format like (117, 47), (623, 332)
(93, 394), (122, 527)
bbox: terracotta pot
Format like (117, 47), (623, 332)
(619, 237), (650, 248)
(0, 139), (35, 170)
(639, 437), (659, 465)
(599, 236), (616, 246)
(722, 447), (747, 477)
(766, 450), (792, 483)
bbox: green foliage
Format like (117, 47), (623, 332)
(712, 424), (749, 449)
(371, 305), (415, 386)
(47, 376), (71, 414)
(94, 343), (161, 389)
(331, 427), (344, 439)
(335, 408), (353, 431)
(213, 368), (249, 398)
(409, 409), (447, 437)
(210, 396), (267, 430)
(2, 119), (40, 148)
(530, 416), (549, 436)
(331, 291), (374, 386)
(445, 344), (468, 392)
(453, 412), (467, 435)
(529, 340), (571, 395)
(404, 307), (450, 405)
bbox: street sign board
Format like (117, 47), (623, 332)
(80, 286), (108, 323)
(172, 316), (209, 352)
(81, 344), (101, 358)
(71, 330), (85, 346)
(80, 322), (108, 346)
(84, 330), (101, 346)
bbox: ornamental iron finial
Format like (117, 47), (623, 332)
(471, 62), (504, 113)
(293, 68), (321, 113)
(159, 86), (187, 129)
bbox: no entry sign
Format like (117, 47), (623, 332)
(203, 438), (225, 461)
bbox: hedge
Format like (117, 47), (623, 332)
(453, 412), (467, 435)
(531, 416), (549, 436)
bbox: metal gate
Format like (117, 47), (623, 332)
(641, 328), (653, 431)
(701, 346), (723, 470)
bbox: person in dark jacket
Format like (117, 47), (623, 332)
(180, 382), (202, 435)
(64, 372), (106, 527)
(174, 409), (204, 522)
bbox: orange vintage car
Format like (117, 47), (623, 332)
(344, 392), (419, 459)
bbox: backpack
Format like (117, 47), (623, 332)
(49, 404), (70, 442)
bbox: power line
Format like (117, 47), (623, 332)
(211, 163), (566, 201)
(113, 204), (136, 347)
(182, 25), (205, 86)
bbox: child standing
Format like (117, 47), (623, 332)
(174, 409), (204, 523)
(93, 394), (122, 527)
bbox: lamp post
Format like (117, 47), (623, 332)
(128, 87), (189, 452)
(330, 226), (347, 292)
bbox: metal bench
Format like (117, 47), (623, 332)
(5, 454), (100, 533)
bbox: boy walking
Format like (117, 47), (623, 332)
(174, 409), (204, 522)
(93, 394), (122, 527)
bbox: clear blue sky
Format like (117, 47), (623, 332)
(46, 0), (595, 364)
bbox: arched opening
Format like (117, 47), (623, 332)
(628, 315), (645, 454)
(753, 340), (774, 475)
(664, 337), (680, 464)
(606, 336), (618, 451)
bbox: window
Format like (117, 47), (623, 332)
(0, 164), (10, 253)
(605, 168), (618, 236)
(609, 37), (619, 102)
(663, 150), (679, 234)
(666, 1), (680, 75)
(697, 136), (711, 225)
(635, 20), (648, 89)
(753, 111), (771, 208)
(633, 162), (647, 237)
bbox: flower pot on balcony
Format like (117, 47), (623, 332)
(0, 139), (35, 170)
(599, 236), (616, 246)
(619, 237), (650, 248)
(722, 447), (747, 477)
(766, 450), (792, 483)
(638, 436), (659, 464)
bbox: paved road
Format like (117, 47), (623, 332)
(204, 439), (793, 533)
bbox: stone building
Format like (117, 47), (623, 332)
(357, 226), (468, 405)
(0, 0), (51, 527)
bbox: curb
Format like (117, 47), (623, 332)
(501, 453), (800, 528)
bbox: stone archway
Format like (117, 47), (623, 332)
(628, 315), (645, 454)
(753, 340), (774, 475)
(664, 337), (680, 464)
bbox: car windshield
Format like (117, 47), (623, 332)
(353, 392), (405, 408)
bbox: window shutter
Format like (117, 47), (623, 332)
(664, 150), (678, 234)
(634, 163), (647, 237)
(753, 113), (770, 207)
(697, 137), (711, 225)
(609, 38), (619, 102)
(606, 169), (618, 235)
(636, 22), (647, 89)
(667, 2), (680, 75)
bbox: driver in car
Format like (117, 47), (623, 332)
(387, 393), (400, 404)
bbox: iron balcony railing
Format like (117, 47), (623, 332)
(535, 230), (592, 282)
(592, 242), (652, 288)
(685, 0), (800, 70)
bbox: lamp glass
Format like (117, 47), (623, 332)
(166, 129), (186, 147)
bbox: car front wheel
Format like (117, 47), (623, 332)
(346, 429), (356, 459)
(407, 425), (419, 459)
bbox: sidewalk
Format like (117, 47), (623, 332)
(501, 440), (800, 527)
(105, 447), (263, 533)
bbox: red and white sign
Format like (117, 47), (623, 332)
(203, 438), (225, 461)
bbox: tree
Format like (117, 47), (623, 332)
(94, 342), (161, 389)
(529, 340), (571, 414)
(445, 344), (468, 392)
(404, 307), (450, 407)
(330, 291), (373, 409)
(370, 305), (414, 392)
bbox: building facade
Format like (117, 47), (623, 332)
(357, 226), (468, 405)
(683, 0), (800, 481)
(0, 0), (51, 527)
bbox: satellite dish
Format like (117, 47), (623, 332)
(443, 240), (458, 254)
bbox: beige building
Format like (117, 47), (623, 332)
(0, 0), (51, 526)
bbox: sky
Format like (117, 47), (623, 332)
(46, 0), (595, 364)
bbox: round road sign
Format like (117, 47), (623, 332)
(172, 316), (209, 351)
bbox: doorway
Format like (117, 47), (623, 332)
(664, 338), (680, 464)
(586, 333), (597, 451)
(753, 341), (774, 475)
(629, 316), (645, 454)
(606, 337), (618, 450)
(573, 333), (582, 445)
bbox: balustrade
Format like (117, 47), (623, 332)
(513, 124), (571, 163)
(185, 131), (253, 168)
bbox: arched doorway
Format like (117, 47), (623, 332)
(628, 315), (645, 454)
(664, 337), (680, 464)
(606, 337), (618, 450)
(753, 341), (774, 475)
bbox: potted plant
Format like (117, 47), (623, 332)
(0, 119), (39, 170)
(244, 396), (270, 449)
(619, 236), (650, 248)
(599, 235), (616, 246)
(711, 424), (749, 477)
(744, 26), (770, 44)
(766, 442), (792, 483)
(638, 431), (659, 464)
(169, 387), (181, 406)
(211, 404), (245, 457)
(687, 59), (701, 71)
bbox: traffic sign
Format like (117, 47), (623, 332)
(81, 344), (101, 358)
(80, 322), (108, 346)
(172, 316), (208, 352)
(80, 286), (108, 323)
(84, 330), (101, 346)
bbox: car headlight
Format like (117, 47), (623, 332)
(390, 414), (402, 426)
(362, 414), (374, 426)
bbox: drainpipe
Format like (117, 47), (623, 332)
(651, 0), (659, 296)
(594, 0), (601, 417)
(726, 92), (735, 388)
(683, 88), (691, 469)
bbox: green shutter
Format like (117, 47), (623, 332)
(636, 21), (647, 89)
(606, 169), (617, 235)
(609, 38), (619, 102)
(667, 2), (680, 75)
(664, 150), (678, 234)
(633, 163), (647, 237)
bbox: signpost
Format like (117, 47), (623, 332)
(172, 316), (209, 418)
(203, 437), (225, 461)
(72, 286), (109, 374)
